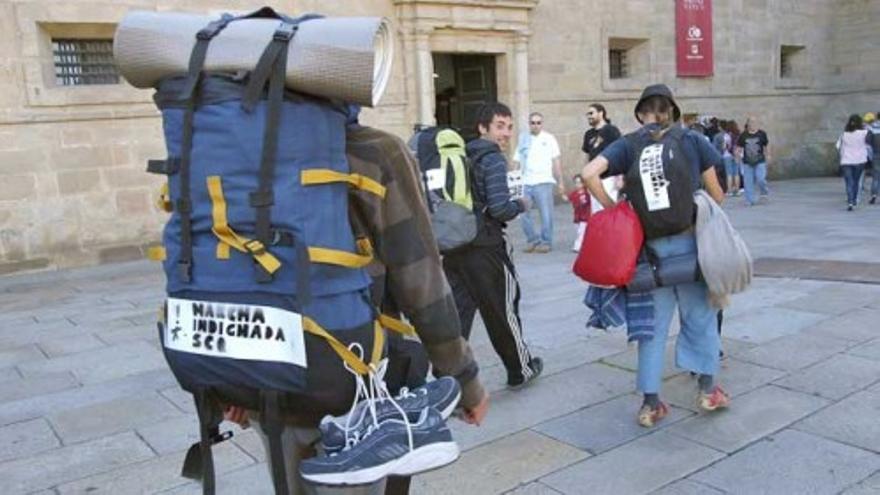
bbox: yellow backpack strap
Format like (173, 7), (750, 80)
(306, 237), (374, 269)
(435, 129), (473, 210)
(206, 176), (281, 274)
(301, 169), (386, 198)
(302, 317), (386, 375)
(156, 182), (173, 212)
(146, 245), (166, 261)
(378, 314), (416, 337)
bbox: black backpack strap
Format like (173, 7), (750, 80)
(176, 15), (236, 283)
(181, 389), (227, 495)
(260, 390), (290, 495)
(240, 22), (298, 283)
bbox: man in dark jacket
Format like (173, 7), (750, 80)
(442, 102), (544, 389)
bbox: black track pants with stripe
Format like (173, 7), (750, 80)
(443, 240), (534, 383)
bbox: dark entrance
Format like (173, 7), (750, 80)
(433, 54), (497, 141)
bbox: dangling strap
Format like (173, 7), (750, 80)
(245, 23), (297, 283)
(302, 317), (386, 376)
(260, 390), (290, 495)
(181, 389), (225, 495)
(177, 15), (236, 283)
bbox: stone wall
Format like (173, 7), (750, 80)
(1, 0), (877, 272)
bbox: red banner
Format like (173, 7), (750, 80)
(676, 0), (713, 77)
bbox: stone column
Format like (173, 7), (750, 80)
(513, 31), (531, 130)
(414, 29), (435, 127)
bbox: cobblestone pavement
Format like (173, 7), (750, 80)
(1, 178), (879, 494)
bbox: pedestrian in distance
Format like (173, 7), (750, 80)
(865, 112), (880, 204)
(736, 117), (771, 206)
(513, 112), (564, 253)
(567, 174), (591, 253)
(836, 114), (872, 211)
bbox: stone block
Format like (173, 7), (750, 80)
(448, 362), (632, 450)
(849, 338), (880, 362)
(505, 482), (564, 494)
(0, 344), (45, 368)
(0, 418), (59, 464)
(804, 308), (880, 343)
(115, 189), (151, 215)
(50, 146), (113, 170)
(0, 368), (176, 427)
(775, 354), (880, 400)
(692, 429), (880, 494)
(0, 431), (154, 495)
(737, 333), (852, 371)
(795, 390), (880, 454)
(57, 169), (101, 196)
(136, 414), (205, 456)
(600, 342), (682, 379)
(95, 322), (156, 346)
(650, 480), (725, 495)
(18, 340), (167, 385)
(232, 427), (267, 463)
(659, 358), (787, 412)
(780, 284), (879, 316)
(842, 472), (880, 495)
(37, 334), (105, 357)
(533, 394), (693, 454)
(0, 372), (79, 403)
(0, 174), (36, 201)
(666, 385), (829, 453)
(720, 306), (830, 344)
(55, 441), (253, 495)
(159, 385), (197, 414)
(49, 391), (182, 444)
(541, 432), (724, 495)
(160, 462), (274, 495)
(413, 430), (588, 495)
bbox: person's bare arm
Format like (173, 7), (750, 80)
(702, 167), (725, 204)
(581, 156), (615, 209)
(553, 156), (564, 195)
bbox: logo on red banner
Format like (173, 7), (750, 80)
(676, 0), (713, 77)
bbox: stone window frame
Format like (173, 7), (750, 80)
(15, 2), (152, 107)
(774, 38), (811, 89)
(601, 28), (655, 92)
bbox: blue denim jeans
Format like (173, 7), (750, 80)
(741, 161), (768, 205)
(872, 160), (880, 197)
(521, 183), (555, 247)
(842, 164), (864, 206)
(723, 156), (739, 179)
(637, 233), (721, 394)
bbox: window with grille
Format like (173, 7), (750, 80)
(52, 39), (120, 86)
(609, 49), (628, 79)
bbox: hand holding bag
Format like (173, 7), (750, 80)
(573, 200), (644, 287)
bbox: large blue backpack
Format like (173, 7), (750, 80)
(143, 8), (409, 494)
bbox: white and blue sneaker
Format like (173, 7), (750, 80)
(301, 407), (460, 486)
(319, 376), (461, 454)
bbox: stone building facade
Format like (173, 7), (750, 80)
(0, 0), (877, 273)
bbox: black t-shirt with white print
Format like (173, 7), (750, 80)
(737, 130), (769, 165)
(582, 124), (622, 161)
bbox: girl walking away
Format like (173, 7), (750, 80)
(581, 84), (729, 428)
(836, 114), (871, 211)
(567, 174), (591, 252)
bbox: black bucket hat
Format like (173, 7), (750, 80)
(634, 84), (681, 124)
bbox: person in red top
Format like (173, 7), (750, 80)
(567, 174), (591, 252)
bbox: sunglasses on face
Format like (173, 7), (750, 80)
(530, 121), (542, 125)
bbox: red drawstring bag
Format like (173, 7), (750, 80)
(573, 201), (644, 286)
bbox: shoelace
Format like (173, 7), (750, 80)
(334, 343), (414, 456)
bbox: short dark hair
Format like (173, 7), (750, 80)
(475, 102), (512, 134)
(845, 113), (863, 133)
(589, 103), (610, 124)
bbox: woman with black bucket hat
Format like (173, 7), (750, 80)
(580, 84), (729, 428)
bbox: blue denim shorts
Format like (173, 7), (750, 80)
(723, 156), (739, 178)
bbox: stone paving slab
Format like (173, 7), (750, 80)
(803, 308), (880, 343)
(413, 430), (589, 495)
(449, 362), (633, 450)
(541, 431), (724, 495)
(737, 332), (853, 371)
(600, 342), (683, 380)
(37, 333), (107, 358)
(504, 482), (564, 494)
(17, 340), (168, 385)
(779, 283), (880, 316)
(691, 429), (880, 495)
(0, 431), (155, 495)
(650, 479), (725, 495)
(850, 338), (880, 361)
(666, 385), (829, 453)
(159, 462), (273, 495)
(660, 357), (787, 412)
(842, 472), (880, 495)
(773, 354), (880, 400)
(0, 344), (46, 368)
(55, 442), (253, 495)
(0, 371), (80, 403)
(49, 392), (183, 444)
(794, 390), (880, 454)
(533, 394), (693, 454)
(0, 417), (59, 464)
(718, 306), (830, 344)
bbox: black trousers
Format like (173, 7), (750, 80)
(443, 240), (534, 382)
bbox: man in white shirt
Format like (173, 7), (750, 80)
(512, 112), (563, 253)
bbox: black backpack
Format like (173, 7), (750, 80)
(623, 126), (695, 239)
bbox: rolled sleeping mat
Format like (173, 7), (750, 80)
(113, 11), (394, 107)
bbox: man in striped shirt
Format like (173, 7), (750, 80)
(442, 102), (544, 390)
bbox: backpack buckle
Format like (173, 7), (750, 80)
(273, 23), (297, 42)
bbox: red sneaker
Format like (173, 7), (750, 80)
(698, 386), (731, 412)
(637, 401), (669, 428)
